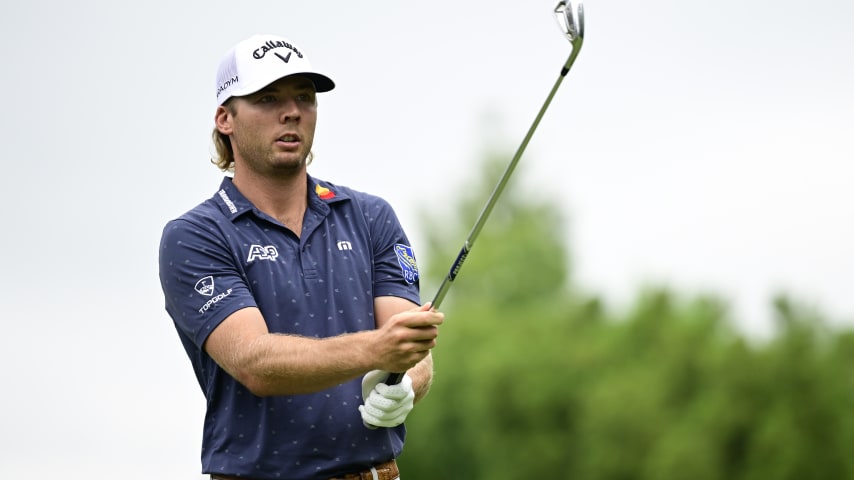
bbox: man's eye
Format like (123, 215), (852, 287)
(258, 95), (276, 103)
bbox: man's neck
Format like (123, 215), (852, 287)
(232, 168), (309, 233)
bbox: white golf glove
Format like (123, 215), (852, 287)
(359, 370), (415, 429)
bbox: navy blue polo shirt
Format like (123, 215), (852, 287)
(158, 176), (421, 479)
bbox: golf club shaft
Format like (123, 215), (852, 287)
(385, 45), (583, 386)
(431, 44), (583, 310)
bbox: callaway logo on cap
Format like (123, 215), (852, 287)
(215, 34), (335, 105)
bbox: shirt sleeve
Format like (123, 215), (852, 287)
(159, 217), (258, 349)
(364, 196), (422, 305)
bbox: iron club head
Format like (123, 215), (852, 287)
(554, 0), (585, 45)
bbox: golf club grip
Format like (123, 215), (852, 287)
(384, 264), (460, 386)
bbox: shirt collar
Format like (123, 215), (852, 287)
(308, 175), (350, 208)
(213, 177), (254, 220)
(213, 175), (350, 221)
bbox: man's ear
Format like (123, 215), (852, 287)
(215, 105), (233, 135)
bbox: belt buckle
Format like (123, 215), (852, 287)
(330, 459), (397, 480)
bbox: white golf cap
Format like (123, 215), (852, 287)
(215, 34), (335, 105)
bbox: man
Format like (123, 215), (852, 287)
(159, 34), (444, 480)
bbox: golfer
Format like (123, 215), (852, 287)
(158, 34), (443, 480)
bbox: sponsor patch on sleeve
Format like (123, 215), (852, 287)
(394, 244), (419, 285)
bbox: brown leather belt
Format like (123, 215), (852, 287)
(210, 459), (399, 480)
(328, 459), (399, 480)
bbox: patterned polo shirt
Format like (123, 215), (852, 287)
(158, 175), (421, 479)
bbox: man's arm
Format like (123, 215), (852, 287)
(204, 301), (442, 397)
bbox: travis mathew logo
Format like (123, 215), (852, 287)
(253, 39), (303, 60)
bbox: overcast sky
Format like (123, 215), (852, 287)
(2, 0), (852, 477)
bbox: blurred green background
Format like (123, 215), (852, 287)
(397, 150), (854, 479)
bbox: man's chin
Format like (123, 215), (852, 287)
(268, 157), (307, 176)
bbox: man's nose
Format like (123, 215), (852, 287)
(279, 98), (300, 123)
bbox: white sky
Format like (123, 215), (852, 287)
(2, 0), (852, 477)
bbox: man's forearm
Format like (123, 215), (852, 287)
(236, 331), (376, 396)
(408, 352), (434, 403)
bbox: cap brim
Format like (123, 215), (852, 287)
(219, 72), (336, 106)
(236, 72), (335, 96)
(299, 72), (335, 92)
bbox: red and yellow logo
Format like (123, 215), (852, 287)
(315, 184), (336, 200)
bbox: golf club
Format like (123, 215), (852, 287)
(385, 0), (585, 386)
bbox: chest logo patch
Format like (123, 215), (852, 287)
(394, 244), (419, 285)
(247, 244), (279, 262)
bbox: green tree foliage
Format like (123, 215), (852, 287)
(398, 152), (854, 479)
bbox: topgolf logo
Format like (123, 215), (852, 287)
(194, 276), (215, 296)
(199, 288), (233, 314)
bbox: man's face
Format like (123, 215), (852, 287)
(220, 75), (318, 177)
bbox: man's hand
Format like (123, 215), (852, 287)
(372, 301), (443, 374)
(359, 370), (415, 428)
